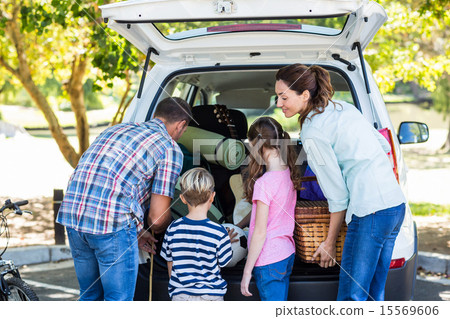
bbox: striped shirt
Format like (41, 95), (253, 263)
(56, 118), (183, 234)
(161, 217), (233, 298)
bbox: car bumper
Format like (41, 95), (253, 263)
(134, 251), (417, 301)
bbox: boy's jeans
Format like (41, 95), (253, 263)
(253, 253), (295, 301)
(172, 294), (224, 301)
(67, 223), (139, 301)
(337, 203), (406, 301)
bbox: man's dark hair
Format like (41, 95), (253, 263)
(153, 97), (192, 124)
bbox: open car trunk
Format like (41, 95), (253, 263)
(132, 65), (354, 300)
(100, 0), (387, 65)
(99, 1), (416, 301)
(132, 64), (417, 301)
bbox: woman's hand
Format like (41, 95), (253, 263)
(240, 272), (253, 297)
(312, 240), (337, 268)
(312, 210), (345, 268)
(138, 229), (158, 254)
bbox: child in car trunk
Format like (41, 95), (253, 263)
(160, 168), (233, 301)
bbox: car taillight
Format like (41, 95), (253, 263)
(207, 23), (302, 32)
(378, 128), (399, 183)
(389, 258), (405, 269)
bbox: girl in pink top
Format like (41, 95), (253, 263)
(240, 117), (301, 301)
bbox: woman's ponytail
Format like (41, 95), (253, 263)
(309, 65), (334, 112)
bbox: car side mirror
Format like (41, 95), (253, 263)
(398, 122), (429, 144)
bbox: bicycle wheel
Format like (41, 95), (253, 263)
(5, 277), (39, 301)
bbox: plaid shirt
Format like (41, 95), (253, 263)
(57, 118), (183, 235)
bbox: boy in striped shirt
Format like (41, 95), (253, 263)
(161, 168), (233, 301)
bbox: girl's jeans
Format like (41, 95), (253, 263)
(337, 203), (406, 301)
(67, 223), (139, 301)
(253, 253), (295, 301)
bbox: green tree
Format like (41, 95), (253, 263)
(367, 0), (449, 93)
(0, 0), (142, 167)
(366, 0), (450, 150)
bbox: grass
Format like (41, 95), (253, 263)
(383, 94), (417, 103)
(409, 202), (450, 216)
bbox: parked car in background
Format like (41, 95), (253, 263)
(100, 0), (428, 301)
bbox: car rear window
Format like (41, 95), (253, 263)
(154, 16), (349, 40)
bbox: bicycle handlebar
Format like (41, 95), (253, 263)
(15, 200), (29, 207)
(0, 199), (31, 215)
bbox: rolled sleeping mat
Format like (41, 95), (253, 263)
(178, 126), (246, 170)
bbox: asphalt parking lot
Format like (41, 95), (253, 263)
(18, 260), (449, 302)
(20, 261), (78, 301)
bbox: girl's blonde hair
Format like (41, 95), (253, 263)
(243, 117), (301, 202)
(180, 167), (215, 207)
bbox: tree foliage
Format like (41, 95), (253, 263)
(367, 0), (450, 93)
(365, 0), (450, 151)
(0, 0), (143, 167)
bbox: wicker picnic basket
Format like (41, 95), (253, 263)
(294, 200), (347, 264)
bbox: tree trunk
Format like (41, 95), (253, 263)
(111, 70), (132, 126)
(441, 118), (450, 153)
(67, 55), (90, 154)
(2, 7), (80, 168)
(118, 95), (134, 124)
(22, 76), (81, 167)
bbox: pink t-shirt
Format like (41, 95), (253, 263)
(248, 169), (296, 267)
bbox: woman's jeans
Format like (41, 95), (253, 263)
(253, 253), (295, 301)
(67, 223), (139, 301)
(337, 203), (406, 301)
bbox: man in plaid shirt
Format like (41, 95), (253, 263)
(57, 97), (192, 301)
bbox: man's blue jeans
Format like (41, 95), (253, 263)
(337, 203), (406, 301)
(67, 223), (139, 301)
(253, 253), (295, 301)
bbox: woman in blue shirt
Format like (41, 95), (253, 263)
(275, 64), (406, 301)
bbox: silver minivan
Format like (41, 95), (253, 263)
(100, 0), (428, 301)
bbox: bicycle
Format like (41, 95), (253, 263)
(0, 199), (39, 301)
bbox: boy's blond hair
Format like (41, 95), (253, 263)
(180, 168), (215, 207)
